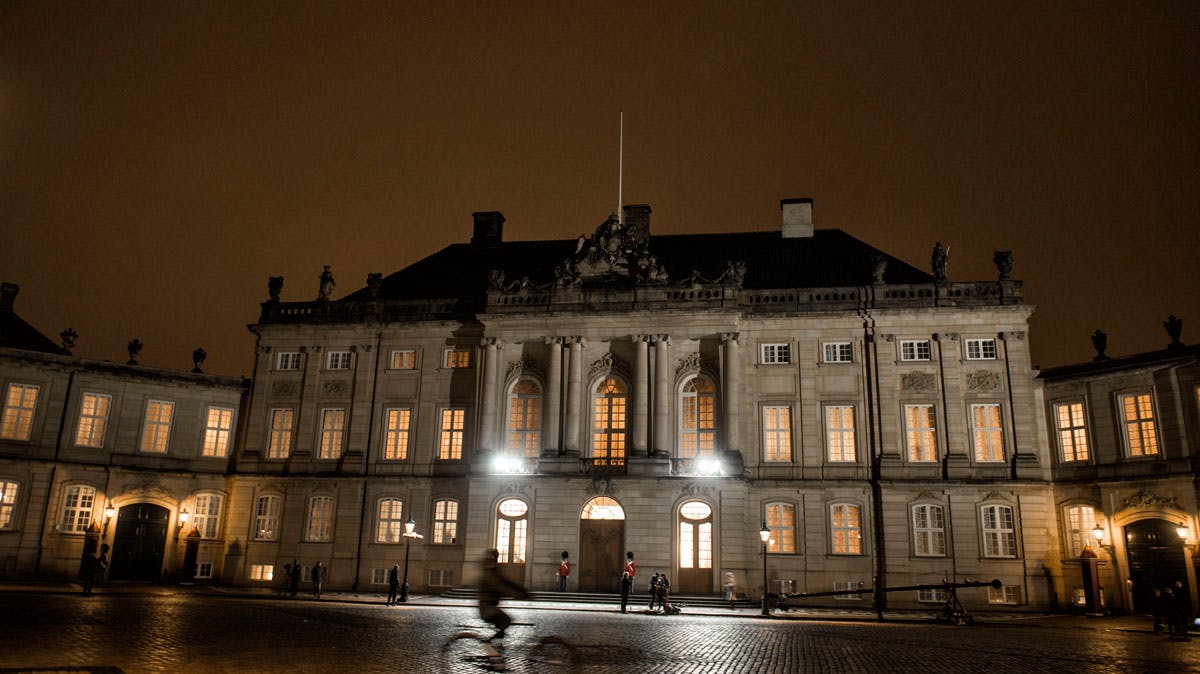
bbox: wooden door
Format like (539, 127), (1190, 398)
(109, 503), (168, 582)
(1125, 518), (1189, 613)
(579, 519), (624, 593)
(677, 501), (713, 594)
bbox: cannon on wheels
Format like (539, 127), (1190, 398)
(773, 578), (1003, 625)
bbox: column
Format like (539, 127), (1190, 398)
(653, 335), (670, 454)
(632, 335), (650, 456)
(722, 332), (740, 452)
(480, 338), (500, 452)
(544, 337), (563, 454)
(564, 337), (584, 454)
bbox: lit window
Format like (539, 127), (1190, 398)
(825, 405), (856, 462)
(250, 564), (274, 581)
(830, 503), (862, 555)
(253, 495), (281, 540)
(318, 408), (345, 459)
(1065, 505), (1097, 558)
(581, 496), (625, 520)
(1118, 392), (1158, 457)
(306, 496), (334, 542)
(981, 504), (1017, 558)
(971, 403), (1005, 462)
(760, 343), (790, 364)
(192, 493), (223, 538)
(389, 350), (416, 370)
(900, 340), (931, 361)
(438, 408), (465, 460)
(325, 351), (352, 370)
(429, 569), (456, 587)
(1, 383), (39, 441)
(904, 404), (938, 462)
(679, 377), (716, 458)
(679, 501), (713, 570)
(60, 485), (96, 533)
(592, 377), (627, 465)
(139, 400), (174, 453)
(765, 502), (796, 553)
(988, 585), (1021, 605)
(376, 498), (404, 543)
(917, 587), (947, 603)
(202, 407), (234, 457)
(0, 480), (18, 529)
(763, 406), (792, 462)
(965, 338), (997, 360)
(495, 499), (528, 564)
(834, 581), (862, 600)
(196, 562), (213, 579)
(822, 341), (852, 363)
(444, 349), (471, 368)
(276, 352), (302, 370)
(267, 409), (294, 459)
(433, 499), (458, 544)
(506, 380), (542, 458)
(74, 393), (111, 448)
(383, 408), (411, 460)
(912, 504), (946, 556)
(1054, 402), (1089, 462)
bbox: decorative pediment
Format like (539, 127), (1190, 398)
(271, 381), (299, 397)
(680, 482), (713, 498)
(1120, 490), (1181, 511)
(966, 371), (1002, 392)
(498, 481), (532, 497)
(901, 371), (937, 392)
(675, 352), (712, 378)
(505, 359), (544, 382)
(586, 477), (618, 497)
(589, 352), (631, 381)
(553, 215), (669, 286)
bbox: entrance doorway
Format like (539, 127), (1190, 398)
(495, 499), (528, 584)
(1125, 518), (1190, 614)
(109, 503), (169, 582)
(579, 497), (625, 593)
(677, 500), (713, 593)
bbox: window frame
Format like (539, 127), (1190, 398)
(432, 498), (459, 545)
(437, 407), (466, 460)
(191, 492), (224, 539)
(275, 351), (302, 371)
(253, 494), (282, 541)
(0, 479), (19, 530)
(325, 350), (352, 370)
(59, 484), (96, 533)
(823, 404), (857, 463)
(1, 382), (40, 442)
(266, 408), (295, 459)
(899, 339), (932, 362)
(1064, 504), (1097, 558)
(317, 407), (346, 460)
(911, 503), (947, 557)
(1117, 390), (1159, 458)
(306, 495), (335, 542)
(506, 378), (543, 458)
(590, 376), (628, 465)
(759, 343), (791, 365)
(829, 502), (863, 555)
(74, 392), (112, 448)
(764, 501), (798, 554)
(202, 406), (235, 458)
(980, 503), (1018, 558)
(762, 404), (793, 463)
(677, 375), (717, 459)
(382, 407), (412, 461)
(443, 348), (471, 369)
(388, 349), (417, 370)
(903, 403), (938, 463)
(494, 498), (529, 564)
(139, 399), (175, 454)
(822, 341), (853, 364)
(970, 402), (1005, 463)
(1053, 400), (1090, 463)
(375, 497), (405, 544)
(964, 338), (997, 360)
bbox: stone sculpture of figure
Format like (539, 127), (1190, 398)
(1164, 315), (1184, 349)
(718, 260), (747, 286)
(267, 276), (284, 302)
(554, 260), (580, 288)
(993, 250), (1013, 280)
(931, 242), (949, 281)
(317, 266), (335, 301)
(191, 347), (207, 374)
(1091, 329), (1109, 361)
(60, 328), (78, 353)
(488, 269), (506, 290)
(366, 273), (383, 299)
(127, 338), (143, 366)
(871, 254), (888, 284)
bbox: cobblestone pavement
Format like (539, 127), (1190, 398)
(0, 592), (1196, 673)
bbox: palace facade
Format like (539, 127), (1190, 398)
(1, 201), (1194, 613)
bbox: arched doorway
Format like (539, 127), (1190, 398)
(109, 503), (169, 582)
(495, 498), (528, 584)
(1125, 518), (1190, 613)
(579, 497), (625, 593)
(677, 500), (713, 593)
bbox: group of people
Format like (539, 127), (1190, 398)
(279, 560), (324, 598)
(647, 572), (673, 613)
(1154, 580), (1194, 640)
(79, 543), (109, 594)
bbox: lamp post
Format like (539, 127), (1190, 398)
(103, 504), (115, 536)
(759, 522), (771, 616)
(399, 516), (424, 603)
(175, 508), (190, 540)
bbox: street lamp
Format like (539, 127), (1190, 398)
(175, 508), (189, 540)
(103, 504), (115, 536)
(399, 516), (424, 603)
(1176, 524), (1189, 541)
(759, 522), (771, 616)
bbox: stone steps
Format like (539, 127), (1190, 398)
(441, 588), (758, 609)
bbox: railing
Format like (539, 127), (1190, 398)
(260, 298), (466, 324)
(670, 457), (724, 477)
(580, 457), (627, 476)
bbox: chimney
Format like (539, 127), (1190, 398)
(622, 204), (651, 246)
(781, 198), (814, 238)
(471, 211), (505, 246)
(0, 282), (17, 312)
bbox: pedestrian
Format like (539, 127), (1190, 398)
(1171, 580), (1192, 640)
(80, 551), (96, 595)
(557, 551), (571, 592)
(657, 574), (671, 613)
(724, 571), (737, 610)
(289, 559), (301, 597)
(311, 561), (324, 599)
(620, 551), (636, 613)
(281, 563), (292, 597)
(1153, 586), (1166, 634)
(96, 544), (110, 587)
(387, 563), (400, 605)
(648, 573), (660, 611)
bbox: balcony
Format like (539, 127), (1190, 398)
(580, 457), (627, 477)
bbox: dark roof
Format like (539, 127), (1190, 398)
(1038, 343), (1200, 381)
(0, 309), (68, 355)
(343, 229), (932, 302)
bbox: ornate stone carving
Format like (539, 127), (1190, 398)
(993, 250), (1013, 280)
(966, 371), (1002, 391)
(715, 260), (746, 286)
(1164, 315), (1184, 349)
(498, 481), (532, 497)
(676, 352), (703, 378)
(913, 491), (943, 503)
(271, 381), (298, 397)
(589, 352), (630, 380)
(267, 276), (283, 302)
(317, 265), (335, 301)
(872, 254), (888, 284)
(931, 242), (949, 281)
(505, 359), (544, 381)
(1120, 490), (1181, 511)
(1091, 329), (1109, 361)
(720, 332), (739, 344)
(680, 482), (712, 498)
(586, 477), (617, 497)
(191, 347), (207, 374)
(901, 371), (937, 392)
(366, 273), (383, 299)
(553, 214), (668, 286)
(127, 338), (143, 366)
(60, 328), (78, 352)
(321, 381), (350, 398)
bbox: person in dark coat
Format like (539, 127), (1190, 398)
(80, 552), (96, 595)
(311, 561), (325, 599)
(96, 544), (110, 587)
(648, 573), (660, 611)
(1171, 580), (1193, 640)
(656, 574), (671, 613)
(479, 548), (529, 642)
(387, 564), (400, 605)
(289, 559), (301, 597)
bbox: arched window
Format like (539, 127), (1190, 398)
(678, 501), (713, 570)
(376, 498), (405, 543)
(830, 503), (862, 555)
(592, 377), (627, 465)
(495, 498), (529, 564)
(506, 379), (542, 457)
(981, 504), (1017, 558)
(1064, 505), (1096, 557)
(911, 504), (946, 556)
(581, 496), (625, 520)
(306, 496), (334, 542)
(679, 376), (716, 458)
(253, 495), (281, 540)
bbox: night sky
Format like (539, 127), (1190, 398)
(2, 2), (1197, 377)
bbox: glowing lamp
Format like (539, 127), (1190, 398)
(1092, 525), (1104, 543)
(759, 523), (771, 545)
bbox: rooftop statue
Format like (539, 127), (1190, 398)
(1164, 315), (1184, 349)
(127, 338), (143, 366)
(317, 266), (335, 301)
(871, 254), (888, 284)
(554, 213), (666, 285)
(267, 276), (283, 302)
(59, 328), (78, 353)
(1090, 329), (1108, 361)
(366, 273), (383, 299)
(931, 242), (949, 281)
(192, 347), (207, 374)
(993, 250), (1013, 281)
